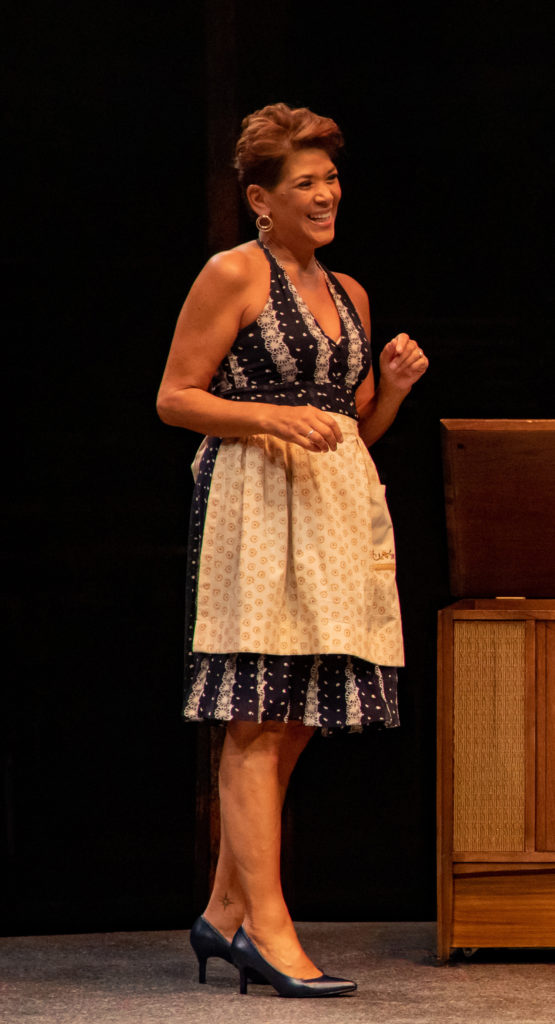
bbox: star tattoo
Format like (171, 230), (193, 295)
(219, 892), (234, 911)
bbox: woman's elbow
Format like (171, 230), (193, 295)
(156, 384), (200, 428)
(156, 388), (177, 425)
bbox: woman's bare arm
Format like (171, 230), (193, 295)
(334, 272), (428, 448)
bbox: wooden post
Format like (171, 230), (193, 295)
(192, 0), (240, 914)
(204, 0), (240, 255)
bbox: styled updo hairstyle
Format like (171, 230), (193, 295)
(234, 103), (344, 204)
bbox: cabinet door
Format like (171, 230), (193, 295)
(537, 622), (555, 851)
(453, 620), (527, 852)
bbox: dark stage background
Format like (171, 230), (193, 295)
(4, 1), (553, 934)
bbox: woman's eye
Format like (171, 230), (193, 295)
(296, 174), (338, 189)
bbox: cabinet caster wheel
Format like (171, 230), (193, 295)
(462, 947), (479, 958)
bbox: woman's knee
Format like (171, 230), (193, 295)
(222, 721), (287, 775)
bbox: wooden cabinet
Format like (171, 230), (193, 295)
(437, 420), (555, 960)
(437, 599), (555, 959)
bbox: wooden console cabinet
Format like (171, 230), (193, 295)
(437, 599), (555, 959)
(437, 421), (555, 960)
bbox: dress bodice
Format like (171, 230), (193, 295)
(209, 242), (372, 418)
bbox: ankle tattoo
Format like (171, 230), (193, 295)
(219, 892), (234, 911)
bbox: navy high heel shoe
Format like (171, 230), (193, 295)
(230, 926), (357, 998)
(189, 916), (268, 985)
(190, 916), (234, 983)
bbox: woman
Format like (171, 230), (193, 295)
(157, 102), (428, 998)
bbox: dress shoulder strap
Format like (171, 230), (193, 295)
(318, 263), (367, 337)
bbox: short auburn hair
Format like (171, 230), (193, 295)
(234, 102), (344, 197)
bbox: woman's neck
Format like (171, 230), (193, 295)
(259, 234), (320, 280)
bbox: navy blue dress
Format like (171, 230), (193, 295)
(182, 243), (401, 731)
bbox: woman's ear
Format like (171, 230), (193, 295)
(246, 183), (271, 219)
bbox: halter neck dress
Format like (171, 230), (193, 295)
(182, 242), (403, 731)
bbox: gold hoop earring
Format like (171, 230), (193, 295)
(256, 214), (273, 232)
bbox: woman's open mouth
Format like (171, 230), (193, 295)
(308, 211), (333, 224)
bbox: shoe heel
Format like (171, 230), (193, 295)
(197, 956), (207, 984)
(239, 966), (248, 995)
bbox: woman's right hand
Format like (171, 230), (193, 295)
(264, 403), (343, 452)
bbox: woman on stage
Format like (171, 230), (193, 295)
(157, 102), (428, 998)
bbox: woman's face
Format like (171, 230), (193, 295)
(263, 147), (341, 249)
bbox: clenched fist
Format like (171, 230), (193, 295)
(380, 333), (429, 394)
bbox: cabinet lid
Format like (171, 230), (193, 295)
(441, 419), (555, 597)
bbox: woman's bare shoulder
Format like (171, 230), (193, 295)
(331, 271), (370, 328)
(202, 240), (265, 289)
(331, 271), (369, 304)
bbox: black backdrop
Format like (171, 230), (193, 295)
(4, 0), (553, 934)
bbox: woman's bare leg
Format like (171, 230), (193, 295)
(201, 815), (245, 941)
(203, 720), (317, 976)
(203, 720), (314, 938)
(276, 721), (315, 805)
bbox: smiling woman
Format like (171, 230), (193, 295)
(246, 148), (342, 278)
(157, 102), (429, 998)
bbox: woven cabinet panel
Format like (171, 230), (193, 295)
(453, 620), (526, 851)
(542, 623), (555, 850)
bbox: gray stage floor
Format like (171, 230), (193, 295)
(1, 922), (553, 1024)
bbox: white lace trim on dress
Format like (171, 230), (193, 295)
(325, 274), (365, 388)
(227, 352), (249, 389)
(282, 275), (332, 384)
(215, 654), (238, 719)
(258, 296), (299, 382)
(304, 655), (322, 726)
(345, 655), (363, 727)
(256, 654), (268, 722)
(184, 655), (210, 718)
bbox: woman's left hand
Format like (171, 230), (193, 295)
(379, 333), (429, 394)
